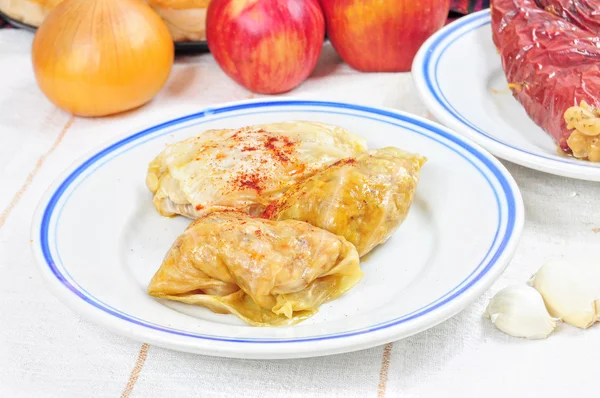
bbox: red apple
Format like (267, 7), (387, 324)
(207, 0), (325, 94)
(320, 0), (450, 72)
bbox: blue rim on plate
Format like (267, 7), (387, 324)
(412, 10), (600, 181)
(33, 99), (522, 345)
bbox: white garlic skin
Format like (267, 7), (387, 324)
(530, 259), (600, 329)
(485, 284), (557, 339)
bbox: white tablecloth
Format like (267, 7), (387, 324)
(1, 29), (599, 397)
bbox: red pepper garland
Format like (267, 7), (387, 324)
(492, 0), (600, 158)
(451, 0), (489, 14)
(537, 0), (600, 33)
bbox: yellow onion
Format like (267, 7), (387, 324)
(32, 0), (174, 117)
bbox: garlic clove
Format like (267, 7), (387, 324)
(485, 284), (557, 339)
(531, 259), (600, 329)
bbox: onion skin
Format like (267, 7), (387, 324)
(207, 0), (325, 94)
(319, 0), (450, 72)
(32, 0), (174, 117)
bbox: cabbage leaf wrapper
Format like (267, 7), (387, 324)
(147, 211), (362, 326)
(263, 147), (426, 257)
(146, 121), (368, 219)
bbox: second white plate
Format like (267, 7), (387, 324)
(413, 10), (600, 182)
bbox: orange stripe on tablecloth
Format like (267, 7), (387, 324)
(377, 343), (394, 398)
(121, 343), (150, 398)
(0, 115), (74, 230)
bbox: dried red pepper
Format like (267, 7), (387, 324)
(491, 0), (600, 161)
(537, 0), (600, 33)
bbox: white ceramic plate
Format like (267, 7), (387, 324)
(31, 99), (524, 359)
(412, 10), (600, 182)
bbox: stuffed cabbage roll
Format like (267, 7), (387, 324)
(263, 147), (426, 257)
(147, 211), (362, 326)
(146, 121), (368, 219)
